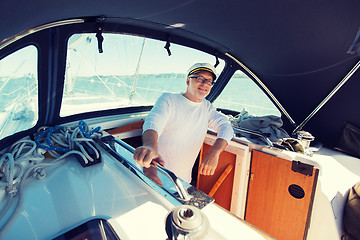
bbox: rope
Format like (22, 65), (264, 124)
(0, 120), (101, 238)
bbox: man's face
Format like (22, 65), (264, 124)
(185, 71), (214, 102)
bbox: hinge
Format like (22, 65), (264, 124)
(249, 172), (254, 180)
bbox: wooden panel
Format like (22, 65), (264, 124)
(106, 120), (144, 135)
(197, 143), (236, 211)
(245, 150), (318, 240)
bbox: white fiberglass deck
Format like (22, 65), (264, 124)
(2, 138), (270, 240)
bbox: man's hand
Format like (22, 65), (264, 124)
(199, 151), (220, 175)
(199, 138), (228, 176)
(133, 129), (164, 168)
(133, 146), (164, 168)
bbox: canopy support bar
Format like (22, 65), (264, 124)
(293, 59), (360, 134)
(226, 53), (296, 126)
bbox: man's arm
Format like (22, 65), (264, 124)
(199, 138), (228, 176)
(133, 129), (164, 168)
(201, 105), (234, 176)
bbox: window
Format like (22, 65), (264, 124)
(213, 70), (280, 116)
(0, 46), (38, 140)
(61, 33), (224, 116)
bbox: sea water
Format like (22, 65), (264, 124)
(0, 74), (280, 140)
(0, 74), (280, 116)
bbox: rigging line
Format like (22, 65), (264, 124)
(68, 34), (90, 49)
(66, 34), (93, 94)
(9, 86), (36, 106)
(108, 38), (133, 89)
(0, 77), (13, 92)
(0, 58), (27, 92)
(129, 38), (146, 101)
(135, 86), (166, 93)
(113, 38), (132, 97)
(72, 47), (118, 98)
(110, 74), (132, 90)
(1, 87), (24, 96)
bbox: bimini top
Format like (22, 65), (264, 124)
(0, 0), (360, 149)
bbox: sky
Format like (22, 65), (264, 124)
(0, 32), (225, 79)
(67, 33), (225, 76)
(0, 45), (37, 77)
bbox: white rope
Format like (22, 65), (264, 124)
(0, 121), (101, 238)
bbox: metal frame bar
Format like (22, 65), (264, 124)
(0, 19), (84, 51)
(225, 53), (296, 127)
(293, 59), (360, 134)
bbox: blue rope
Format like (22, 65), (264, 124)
(36, 121), (101, 152)
(78, 120), (101, 139)
(35, 126), (70, 153)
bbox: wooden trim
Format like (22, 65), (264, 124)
(106, 120), (144, 135)
(303, 168), (319, 239)
(199, 134), (250, 218)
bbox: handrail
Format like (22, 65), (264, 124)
(100, 136), (191, 201)
(97, 135), (214, 209)
(155, 164), (190, 200)
(232, 126), (273, 147)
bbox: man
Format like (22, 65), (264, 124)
(133, 63), (234, 183)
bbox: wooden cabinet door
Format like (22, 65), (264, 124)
(197, 143), (236, 211)
(245, 150), (318, 240)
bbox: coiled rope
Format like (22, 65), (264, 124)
(0, 120), (101, 238)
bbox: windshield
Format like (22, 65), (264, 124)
(0, 45), (38, 140)
(213, 70), (280, 116)
(61, 33), (225, 116)
(62, 33), (280, 118)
